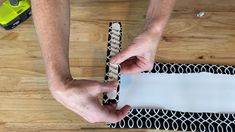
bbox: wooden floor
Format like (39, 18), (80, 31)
(1, 0), (235, 131)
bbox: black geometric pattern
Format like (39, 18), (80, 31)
(103, 22), (235, 132)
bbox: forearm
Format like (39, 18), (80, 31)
(31, 0), (71, 88)
(145, 0), (176, 34)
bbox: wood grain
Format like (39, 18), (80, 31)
(1, 0), (235, 131)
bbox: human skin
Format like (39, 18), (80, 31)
(31, 0), (176, 123)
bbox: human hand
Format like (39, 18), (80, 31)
(50, 79), (131, 123)
(111, 30), (161, 74)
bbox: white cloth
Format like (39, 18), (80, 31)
(118, 72), (235, 113)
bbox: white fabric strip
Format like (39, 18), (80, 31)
(118, 72), (235, 113)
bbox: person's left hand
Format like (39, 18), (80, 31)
(111, 30), (161, 74)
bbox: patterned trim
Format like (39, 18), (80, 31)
(147, 63), (235, 75)
(103, 22), (235, 132)
(103, 22), (122, 104)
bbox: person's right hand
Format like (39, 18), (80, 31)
(49, 79), (131, 123)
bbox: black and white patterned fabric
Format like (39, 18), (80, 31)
(103, 22), (122, 104)
(103, 22), (235, 132)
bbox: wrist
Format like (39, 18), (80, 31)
(47, 70), (73, 91)
(144, 17), (165, 36)
(143, 19), (164, 45)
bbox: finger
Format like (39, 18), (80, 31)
(103, 103), (117, 111)
(120, 58), (144, 74)
(121, 57), (149, 74)
(121, 64), (142, 74)
(121, 57), (154, 74)
(104, 105), (131, 123)
(111, 46), (136, 64)
(99, 80), (119, 93)
(88, 100), (130, 123)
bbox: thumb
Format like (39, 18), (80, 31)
(99, 80), (119, 93)
(111, 46), (135, 64)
